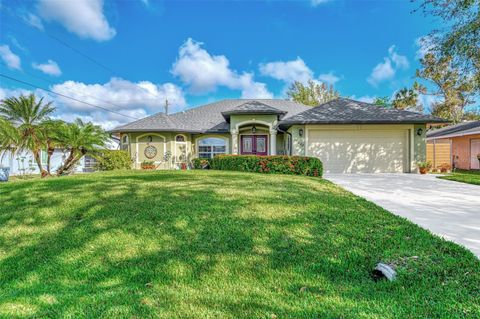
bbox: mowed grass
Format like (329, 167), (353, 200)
(0, 170), (479, 318)
(438, 169), (480, 185)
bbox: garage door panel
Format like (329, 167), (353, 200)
(307, 130), (407, 173)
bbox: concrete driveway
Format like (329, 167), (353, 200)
(326, 173), (480, 258)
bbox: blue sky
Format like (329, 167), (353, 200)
(0, 0), (440, 129)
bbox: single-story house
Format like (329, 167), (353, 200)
(0, 149), (98, 176)
(427, 120), (480, 170)
(110, 98), (446, 173)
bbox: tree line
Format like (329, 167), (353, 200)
(0, 94), (108, 177)
(286, 0), (479, 123)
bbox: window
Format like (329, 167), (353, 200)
(198, 138), (226, 159)
(121, 135), (129, 151)
(176, 135), (185, 142)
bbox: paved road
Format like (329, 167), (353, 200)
(326, 173), (480, 258)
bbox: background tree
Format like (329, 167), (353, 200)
(373, 97), (391, 108)
(0, 94), (55, 177)
(56, 119), (108, 176)
(416, 53), (475, 123)
(286, 80), (340, 106)
(417, 0), (480, 92)
(391, 82), (426, 112)
(42, 119), (67, 175)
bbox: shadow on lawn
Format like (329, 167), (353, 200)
(0, 171), (478, 318)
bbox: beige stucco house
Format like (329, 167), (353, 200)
(110, 98), (446, 173)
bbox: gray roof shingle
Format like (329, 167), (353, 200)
(111, 98), (449, 133)
(279, 98), (449, 127)
(111, 99), (310, 133)
(427, 120), (480, 139)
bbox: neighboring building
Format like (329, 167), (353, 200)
(427, 121), (480, 170)
(0, 149), (95, 175)
(110, 98), (446, 173)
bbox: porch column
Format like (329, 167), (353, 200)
(270, 129), (277, 155)
(231, 129), (239, 154)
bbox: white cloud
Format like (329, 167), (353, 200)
(23, 13), (44, 30)
(0, 45), (21, 70)
(37, 0), (116, 41)
(311, 0), (330, 6)
(171, 38), (273, 98)
(259, 57), (313, 84)
(367, 45), (409, 86)
(318, 72), (341, 85)
(51, 77), (186, 114)
(32, 59), (62, 76)
(388, 45), (409, 69)
(1, 77), (186, 129)
(351, 95), (375, 103)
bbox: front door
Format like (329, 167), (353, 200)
(471, 139), (480, 169)
(241, 135), (268, 155)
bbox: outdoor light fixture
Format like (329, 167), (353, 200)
(252, 125), (256, 133)
(299, 128), (304, 137)
(417, 128), (423, 136)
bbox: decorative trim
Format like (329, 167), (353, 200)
(135, 133), (166, 164)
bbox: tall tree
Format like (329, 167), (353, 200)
(0, 94), (55, 177)
(416, 53), (475, 122)
(417, 0), (480, 91)
(286, 80), (340, 106)
(391, 82), (426, 112)
(373, 97), (391, 108)
(42, 119), (66, 175)
(56, 119), (107, 176)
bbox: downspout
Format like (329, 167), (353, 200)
(275, 125), (293, 156)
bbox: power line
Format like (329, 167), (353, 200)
(0, 73), (140, 120)
(4, 5), (164, 102)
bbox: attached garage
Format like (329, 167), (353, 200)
(306, 127), (410, 173)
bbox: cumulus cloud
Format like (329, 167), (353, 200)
(51, 77), (186, 113)
(32, 59), (62, 76)
(0, 45), (21, 70)
(259, 57), (313, 84)
(171, 38), (273, 98)
(318, 72), (341, 85)
(37, 0), (116, 41)
(367, 45), (409, 86)
(1, 77), (186, 129)
(259, 57), (342, 91)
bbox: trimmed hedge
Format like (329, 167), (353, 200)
(96, 150), (132, 171)
(192, 158), (211, 169)
(196, 155), (322, 177)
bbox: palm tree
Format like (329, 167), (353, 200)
(56, 119), (108, 176)
(0, 94), (55, 177)
(42, 119), (66, 175)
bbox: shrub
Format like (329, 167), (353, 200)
(208, 155), (323, 177)
(192, 158), (211, 169)
(96, 150), (132, 171)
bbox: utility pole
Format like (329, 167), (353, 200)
(165, 99), (169, 115)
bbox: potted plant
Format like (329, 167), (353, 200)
(417, 161), (431, 174)
(180, 163), (188, 170)
(438, 163), (451, 173)
(0, 165), (10, 182)
(141, 160), (156, 170)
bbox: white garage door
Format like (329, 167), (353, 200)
(307, 129), (408, 173)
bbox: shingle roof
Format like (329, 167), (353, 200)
(111, 98), (449, 134)
(279, 98), (449, 127)
(221, 101), (286, 119)
(110, 99), (310, 133)
(427, 120), (480, 139)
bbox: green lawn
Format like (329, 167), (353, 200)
(0, 171), (479, 318)
(438, 169), (480, 185)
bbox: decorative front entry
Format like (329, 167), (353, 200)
(241, 135), (268, 155)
